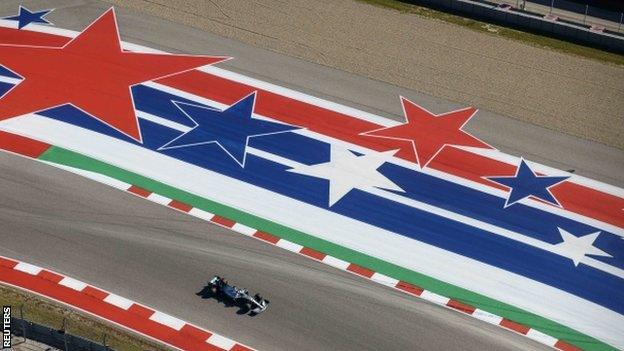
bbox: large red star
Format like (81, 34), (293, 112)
(0, 8), (228, 142)
(361, 96), (492, 168)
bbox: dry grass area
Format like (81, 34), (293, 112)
(0, 284), (171, 351)
(105, 0), (624, 149)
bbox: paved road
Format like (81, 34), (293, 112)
(0, 153), (547, 351)
(0, 1), (619, 350)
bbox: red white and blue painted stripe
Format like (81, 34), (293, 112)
(0, 6), (622, 350)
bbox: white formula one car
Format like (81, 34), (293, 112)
(207, 276), (270, 315)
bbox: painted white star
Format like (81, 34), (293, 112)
(287, 146), (404, 206)
(554, 228), (612, 266)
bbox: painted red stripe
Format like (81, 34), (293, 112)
(38, 270), (64, 283)
(180, 324), (212, 341)
(82, 286), (109, 300)
(299, 247), (327, 261)
(0, 257), (17, 269)
(552, 182), (624, 228)
(128, 304), (155, 319)
(446, 299), (476, 314)
(231, 345), (255, 351)
(168, 200), (193, 213)
(127, 185), (151, 198)
(554, 340), (583, 351)
(0, 266), (226, 351)
(499, 318), (530, 335)
(253, 231), (280, 244)
(0, 27), (70, 47)
(0, 131), (51, 158)
(346, 263), (375, 278)
(395, 281), (424, 296)
(211, 215), (236, 228)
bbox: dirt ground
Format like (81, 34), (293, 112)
(106, 0), (624, 149)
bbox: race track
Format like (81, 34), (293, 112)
(0, 1), (622, 351)
(0, 152), (547, 350)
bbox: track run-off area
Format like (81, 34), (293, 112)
(0, 4), (622, 351)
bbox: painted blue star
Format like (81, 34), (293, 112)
(3, 6), (54, 30)
(160, 91), (299, 167)
(488, 159), (569, 208)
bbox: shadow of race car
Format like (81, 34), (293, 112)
(207, 275), (270, 315)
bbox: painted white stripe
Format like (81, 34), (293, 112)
(322, 256), (351, 270)
(137, 85), (624, 238)
(103, 294), (134, 310)
(14, 262), (43, 275)
(136, 110), (192, 133)
(472, 308), (504, 325)
(0, 75), (21, 85)
(58, 277), (88, 291)
(146, 193), (171, 206)
(526, 328), (558, 346)
(149, 311), (186, 331)
(231, 222), (257, 236)
(276, 239), (304, 253)
(5, 115), (621, 348)
(420, 290), (451, 305)
(371, 272), (400, 287)
(206, 334), (236, 350)
(188, 207), (215, 221)
(0, 20), (78, 38)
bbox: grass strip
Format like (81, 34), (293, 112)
(356, 0), (624, 66)
(38, 146), (617, 350)
(0, 284), (171, 351)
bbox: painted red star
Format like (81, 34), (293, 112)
(0, 8), (228, 142)
(361, 96), (493, 168)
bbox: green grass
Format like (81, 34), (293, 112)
(0, 285), (171, 351)
(356, 0), (624, 66)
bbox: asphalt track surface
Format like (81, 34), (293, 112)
(0, 153), (551, 351)
(0, 1), (619, 350)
